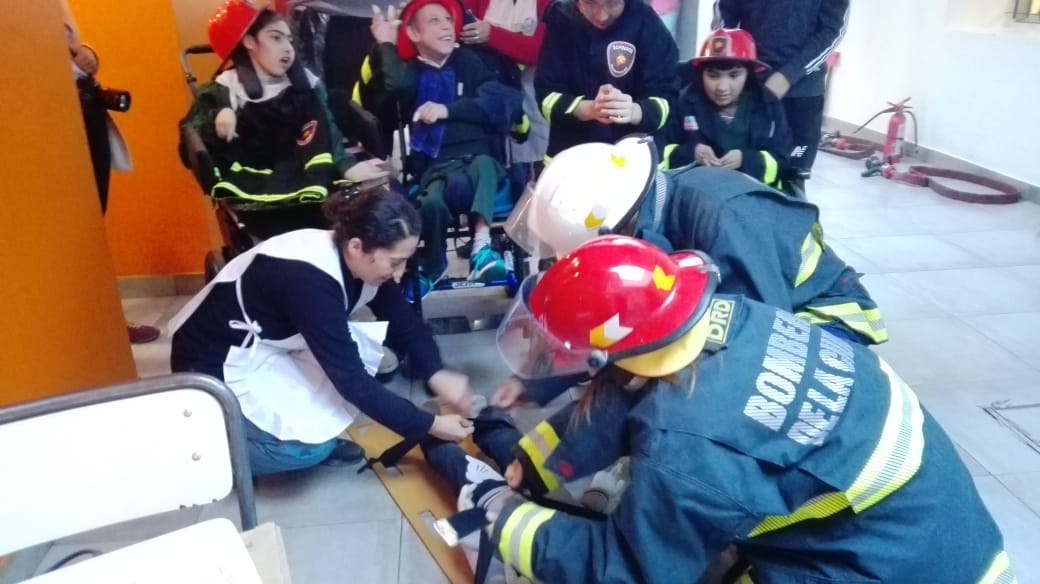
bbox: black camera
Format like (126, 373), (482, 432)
(77, 76), (131, 113)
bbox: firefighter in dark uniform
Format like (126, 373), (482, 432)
(713, 0), (850, 197)
(505, 135), (886, 349)
(483, 235), (1016, 584)
(534, 0), (680, 159)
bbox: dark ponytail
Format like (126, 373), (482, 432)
(323, 188), (421, 252)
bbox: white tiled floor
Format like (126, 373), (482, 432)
(7, 153), (1040, 583)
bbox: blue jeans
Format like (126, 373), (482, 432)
(243, 417), (339, 476)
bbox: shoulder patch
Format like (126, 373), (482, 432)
(297, 120), (318, 146)
(607, 41), (637, 78)
(707, 298), (735, 345)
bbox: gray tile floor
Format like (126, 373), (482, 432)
(7, 153), (1040, 583)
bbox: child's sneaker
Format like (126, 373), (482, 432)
(468, 243), (507, 283)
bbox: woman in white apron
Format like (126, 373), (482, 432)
(169, 189), (475, 475)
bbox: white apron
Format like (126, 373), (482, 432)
(482, 0), (548, 164)
(168, 229), (388, 444)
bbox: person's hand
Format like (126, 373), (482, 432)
(694, 143), (720, 166)
(412, 101), (449, 124)
(490, 377), (527, 409)
(718, 149), (743, 170)
(595, 85), (641, 125)
(763, 71), (791, 99)
(370, 4), (401, 44)
(572, 99), (600, 123)
(215, 108), (238, 142)
(503, 459), (524, 490)
(344, 158), (391, 183)
(429, 414), (475, 441)
(428, 369), (474, 415)
(460, 19), (491, 44)
(72, 44), (99, 76)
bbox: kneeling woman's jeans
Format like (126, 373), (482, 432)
(243, 417), (339, 476)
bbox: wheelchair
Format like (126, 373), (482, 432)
(176, 43), (385, 281)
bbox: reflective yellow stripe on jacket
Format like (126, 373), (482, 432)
(541, 92), (563, 121)
(660, 143), (678, 170)
(304, 152), (334, 172)
(978, 550), (1018, 584)
(352, 56), (374, 105)
(647, 96), (669, 130)
(797, 303), (888, 344)
(210, 183), (329, 204)
(795, 225), (824, 287)
(497, 502), (556, 580)
(761, 151), (779, 185)
(517, 421), (562, 492)
(747, 357), (924, 537)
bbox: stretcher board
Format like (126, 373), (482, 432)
(347, 420), (480, 584)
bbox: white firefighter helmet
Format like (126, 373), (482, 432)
(505, 134), (658, 258)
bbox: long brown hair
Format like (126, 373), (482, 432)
(570, 363), (696, 428)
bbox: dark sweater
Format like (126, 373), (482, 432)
(714, 0), (849, 98)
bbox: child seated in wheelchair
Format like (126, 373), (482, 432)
(183, 0), (388, 206)
(664, 28), (793, 192)
(368, 0), (524, 293)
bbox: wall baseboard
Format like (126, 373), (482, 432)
(118, 274), (205, 299)
(823, 116), (1040, 205)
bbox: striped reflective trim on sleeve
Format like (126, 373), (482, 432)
(512, 114), (531, 135)
(733, 567), (755, 584)
(648, 96), (669, 130)
(541, 92), (563, 121)
(794, 225), (824, 287)
(497, 502), (556, 580)
(517, 421), (562, 492)
(564, 95), (584, 115)
(846, 358), (924, 512)
(978, 550), (1018, 584)
(761, 151), (779, 185)
(747, 492), (849, 537)
(660, 144), (678, 170)
(230, 161), (273, 175)
(796, 303), (889, 344)
(210, 183), (329, 204)
(304, 152), (335, 171)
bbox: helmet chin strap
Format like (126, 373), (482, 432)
(649, 169), (668, 233)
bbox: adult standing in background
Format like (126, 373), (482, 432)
(535, 0), (680, 159)
(713, 0), (849, 198)
(62, 0), (161, 344)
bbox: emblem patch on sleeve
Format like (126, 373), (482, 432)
(607, 41), (637, 78)
(297, 120), (318, 146)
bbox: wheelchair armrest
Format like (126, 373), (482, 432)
(179, 124), (219, 195)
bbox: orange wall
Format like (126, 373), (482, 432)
(0, 0), (136, 406)
(68, 0), (220, 277)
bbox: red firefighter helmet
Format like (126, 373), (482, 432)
(208, 0), (270, 62)
(497, 236), (719, 378)
(396, 0), (464, 61)
(692, 28), (768, 72)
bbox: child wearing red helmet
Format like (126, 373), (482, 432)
(368, 0), (524, 293)
(183, 0), (388, 205)
(665, 28), (795, 194)
(479, 235), (1015, 584)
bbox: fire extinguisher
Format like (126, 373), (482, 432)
(858, 97), (918, 178)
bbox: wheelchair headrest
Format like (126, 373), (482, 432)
(230, 51), (312, 100)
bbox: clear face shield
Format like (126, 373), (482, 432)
(504, 135), (659, 260)
(496, 274), (597, 379)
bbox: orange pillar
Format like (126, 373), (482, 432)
(0, 0), (136, 407)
